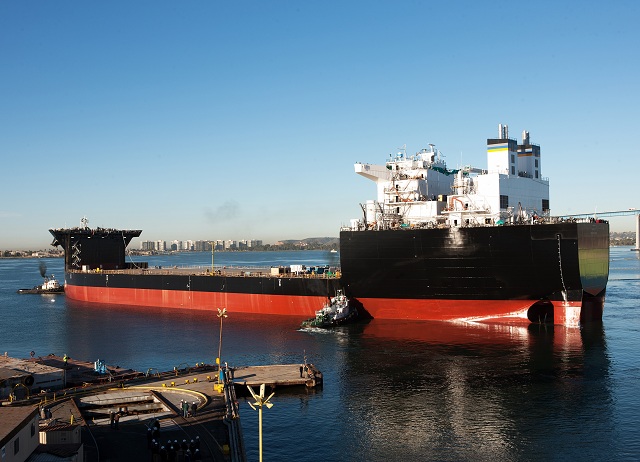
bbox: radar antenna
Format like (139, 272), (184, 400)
(397, 144), (407, 158)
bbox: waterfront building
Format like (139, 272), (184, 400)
(140, 241), (155, 251)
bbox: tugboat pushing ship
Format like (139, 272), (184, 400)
(17, 262), (64, 295)
(300, 289), (358, 328)
(48, 124), (609, 327)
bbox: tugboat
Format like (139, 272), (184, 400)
(300, 290), (357, 328)
(17, 262), (64, 294)
(18, 276), (64, 294)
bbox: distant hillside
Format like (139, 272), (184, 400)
(611, 231), (637, 246)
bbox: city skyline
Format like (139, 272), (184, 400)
(139, 238), (264, 252)
(2, 1), (639, 249)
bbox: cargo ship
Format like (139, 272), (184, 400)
(340, 124), (609, 326)
(50, 124), (609, 326)
(49, 220), (341, 317)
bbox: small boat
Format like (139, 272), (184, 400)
(301, 290), (357, 328)
(18, 276), (65, 294)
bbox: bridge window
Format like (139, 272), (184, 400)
(500, 195), (509, 209)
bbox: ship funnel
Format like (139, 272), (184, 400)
(498, 124), (509, 139)
(522, 130), (530, 144)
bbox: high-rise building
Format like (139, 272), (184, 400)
(194, 241), (213, 252)
(140, 241), (155, 251)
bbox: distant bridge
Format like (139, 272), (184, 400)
(559, 209), (640, 251)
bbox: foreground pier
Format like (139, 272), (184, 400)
(1, 356), (322, 461)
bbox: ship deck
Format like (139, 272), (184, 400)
(69, 265), (340, 279)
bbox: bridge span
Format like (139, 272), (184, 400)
(560, 209), (640, 251)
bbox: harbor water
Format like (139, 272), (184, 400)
(1, 248), (638, 461)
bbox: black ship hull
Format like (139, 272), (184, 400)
(51, 221), (609, 325)
(339, 221), (609, 325)
(64, 270), (341, 316)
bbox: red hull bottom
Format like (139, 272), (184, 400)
(356, 297), (592, 327)
(66, 285), (602, 326)
(64, 285), (329, 317)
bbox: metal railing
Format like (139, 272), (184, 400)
(222, 368), (247, 462)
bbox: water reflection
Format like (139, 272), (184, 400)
(63, 299), (325, 371)
(336, 320), (614, 461)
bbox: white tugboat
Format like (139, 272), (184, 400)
(300, 290), (357, 328)
(18, 262), (64, 294)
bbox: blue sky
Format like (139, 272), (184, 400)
(1, 1), (639, 249)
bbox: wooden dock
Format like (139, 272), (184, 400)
(231, 363), (322, 390)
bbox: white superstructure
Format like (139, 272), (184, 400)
(42, 276), (61, 291)
(350, 124), (550, 230)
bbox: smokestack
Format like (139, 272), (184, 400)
(522, 130), (530, 145)
(498, 123), (509, 139)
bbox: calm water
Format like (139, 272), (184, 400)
(1, 248), (639, 461)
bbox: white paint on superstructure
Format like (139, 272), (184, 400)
(349, 124), (551, 230)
